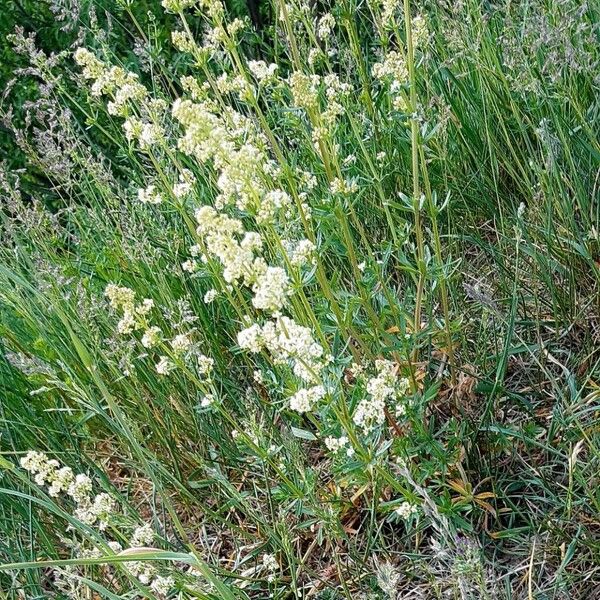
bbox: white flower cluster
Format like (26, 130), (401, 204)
(204, 289), (218, 303)
(252, 266), (289, 312)
(200, 393), (215, 407)
(411, 15), (429, 48)
(262, 553), (279, 582)
(142, 326), (161, 349)
(126, 523), (161, 586)
(117, 524), (177, 595)
(288, 385), (325, 413)
(197, 354), (214, 377)
(372, 51), (409, 85)
(395, 501), (418, 519)
(74, 49), (147, 111)
(171, 97), (306, 314)
(247, 60), (278, 84)
(257, 190), (292, 224)
(151, 575), (175, 596)
(194, 206), (290, 312)
(138, 184), (163, 205)
(324, 435), (352, 455)
(353, 360), (410, 431)
(105, 284), (155, 336)
(131, 523), (155, 547)
(182, 258), (198, 273)
(317, 13), (336, 39)
(195, 206), (258, 279)
(237, 315), (325, 382)
(322, 74), (352, 125)
(75, 493), (116, 530)
(20, 451), (115, 530)
(371, 14), (427, 111)
(74, 49), (166, 149)
(20, 452), (177, 596)
(122, 117), (165, 149)
(284, 238), (316, 267)
(156, 355), (174, 376)
(171, 30), (196, 54)
(105, 283), (205, 376)
(372, 51), (410, 112)
(289, 72), (321, 112)
(380, 0), (401, 25)
(162, 0), (198, 12)
(330, 177), (358, 196)
(289, 71), (351, 145)
(173, 169), (196, 199)
(171, 332), (193, 354)
(216, 72), (254, 100)
(172, 98), (286, 220)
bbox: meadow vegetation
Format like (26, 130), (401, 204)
(1, 0), (599, 598)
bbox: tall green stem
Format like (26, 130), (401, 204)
(404, 0), (426, 364)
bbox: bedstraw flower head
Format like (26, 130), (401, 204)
(395, 501), (418, 519)
(251, 266), (289, 313)
(151, 576), (175, 596)
(131, 523), (154, 547)
(324, 435), (349, 454)
(204, 289), (218, 303)
(318, 13), (336, 39)
(288, 385), (325, 413)
(141, 326), (161, 348)
(162, 0), (197, 12)
(105, 284), (135, 311)
(156, 356), (174, 375)
(353, 360), (409, 431)
(171, 333), (192, 354)
(248, 60), (278, 84)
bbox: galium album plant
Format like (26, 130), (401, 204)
(1, 0), (599, 597)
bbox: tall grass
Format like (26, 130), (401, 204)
(1, 0), (599, 598)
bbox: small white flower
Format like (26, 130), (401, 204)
(324, 436), (349, 453)
(330, 177), (358, 195)
(317, 13), (336, 39)
(117, 311), (136, 335)
(156, 356), (174, 375)
(204, 289), (218, 303)
(171, 333), (192, 354)
(131, 523), (154, 547)
(237, 323), (264, 353)
(150, 575), (174, 596)
(197, 354), (214, 376)
(173, 181), (192, 198)
(395, 501), (418, 519)
(288, 239), (316, 267)
(182, 259), (198, 273)
(48, 466), (74, 497)
(262, 552), (278, 571)
(105, 284), (135, 311)
(137, 298), (154, 316)
(247, 60), (278, 83)
(141, 326), (162, 348)
(138, 184), (163, 205)
(288, 385), (325, 413)
(201, 393), (215, 407)
(108, 541), (123, 553)
(68, 473), (93, 503)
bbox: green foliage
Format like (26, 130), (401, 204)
(1, 0), (599, 598)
